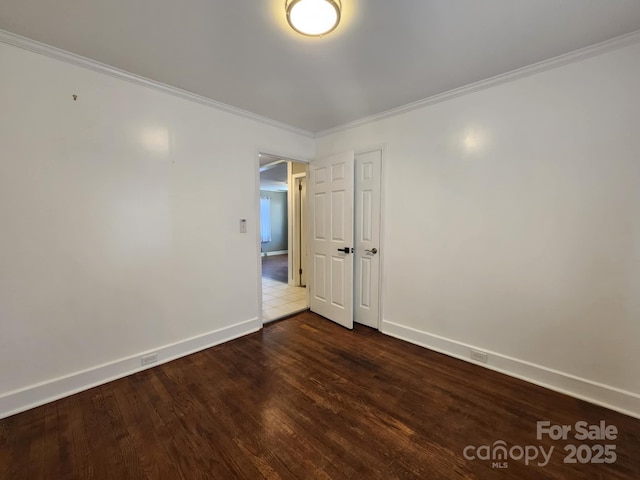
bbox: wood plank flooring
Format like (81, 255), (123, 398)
(262, 254), (288, 284)
(1, 311), (639, 479)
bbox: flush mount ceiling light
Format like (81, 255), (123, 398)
(286, 0), (342, 37)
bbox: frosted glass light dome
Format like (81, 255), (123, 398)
(286, 0), (341, 36)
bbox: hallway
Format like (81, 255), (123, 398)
(261, 254), (307, 322)
(261, 253), (288, 283)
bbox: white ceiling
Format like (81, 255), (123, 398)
(260, 162), (288, 192)
(2, 1), (640, 133)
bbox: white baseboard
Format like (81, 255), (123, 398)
(262, 250), (288, 256)
(0, 318), (261, 419)
(381, 319), (640, 420)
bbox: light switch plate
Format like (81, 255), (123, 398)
(240, 218), (247, 233)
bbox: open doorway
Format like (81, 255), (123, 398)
(259, 153), (309, 322)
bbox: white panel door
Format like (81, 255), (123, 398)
(309, 151), (355, 329)
(354, 150), (382, 328)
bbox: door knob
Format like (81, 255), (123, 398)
(365, 247), (378, 254)
(337, 247), (351, 254)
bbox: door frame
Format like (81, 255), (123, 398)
(354, 145), (386, 330)
(290, 172), (307, 287)
(254, 145), (385, 329)
(255, 150), (310, 325)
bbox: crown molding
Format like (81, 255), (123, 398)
(3, 27), (640, 140)
(316, 29), (640, 138)
(0, 29), (314, 139)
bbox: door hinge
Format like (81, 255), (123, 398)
(298, 182), (302, 191)
(299, 268), (303, 275)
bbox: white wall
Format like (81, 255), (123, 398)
(0, 41), (313, 417)
(2, 34), (639, 420)
(316, 41), (640, 417)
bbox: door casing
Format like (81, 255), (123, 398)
(292, 173), (307, 287)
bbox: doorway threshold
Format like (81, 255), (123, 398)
(262, 277), (308, 322)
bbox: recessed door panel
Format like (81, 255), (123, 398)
(331, 256), (345, 308)
(362, 162), (373, 181)
(315, 167), (327, 185)
(331, 190), (345, 242)
(314, 254), (326, 301)
(354, 150), (382, 329)
(314, 192), (326, 240)
(332, 163), (345, 181)
(360, 190), (372, 243)
(359, 257), (371, 309)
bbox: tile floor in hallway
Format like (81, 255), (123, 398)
(262, 278), (308, 322)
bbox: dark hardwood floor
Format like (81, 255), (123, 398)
(1, 312), (639, 479)
(262, 254), (288, 284)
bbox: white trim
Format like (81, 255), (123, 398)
(0, 29), (313, 139)
(262, 250), (288, 256)
(290, 172), (307, 287)
(0, 318), (261, 419)
(256, 153), (265, 324)
(5, 28), (638, 140)
(381, 319), (640, 420)
(316, 29), (640, 137)
(287, 161), (294, 285)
